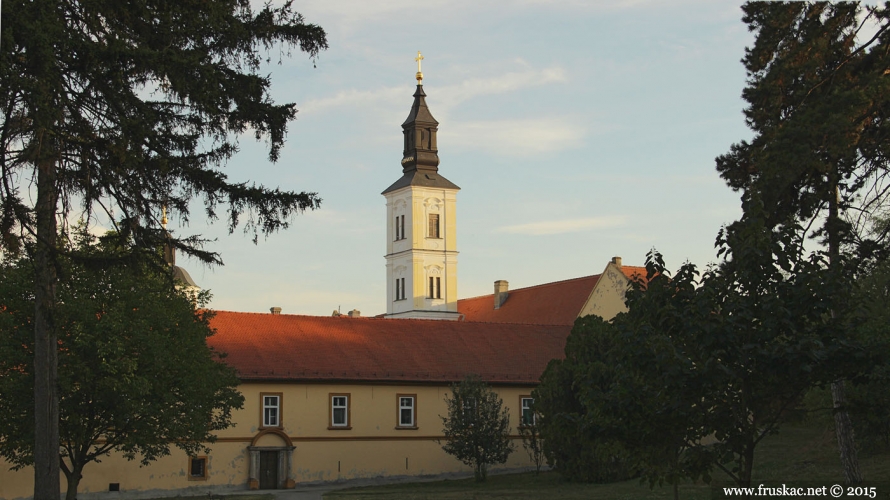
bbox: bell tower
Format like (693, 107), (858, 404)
(383, 53), (460, 320)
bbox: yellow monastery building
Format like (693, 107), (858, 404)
(0, 68), (643, 499)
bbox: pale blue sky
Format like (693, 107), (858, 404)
(177, 1), (755, 316)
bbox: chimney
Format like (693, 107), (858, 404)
(494, 280), (509, 309)
(611, 256), (622, 267)
(270, 307), (282, 315)
(347, 309), (361, 318)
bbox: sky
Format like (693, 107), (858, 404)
(173, 0), (758, 316)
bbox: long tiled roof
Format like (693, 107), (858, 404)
(456, 266), (646, 325)
(208, 311), (570, 385)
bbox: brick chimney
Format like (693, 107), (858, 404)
(270, 307), (282, 315)
(494, 280), (509, 309)
(611, 256), (622, 267)
(348, 309), (361, 318)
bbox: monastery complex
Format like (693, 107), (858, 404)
(0, 60), (642, 499)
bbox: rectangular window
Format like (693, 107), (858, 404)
(330, 394), (350, 428)
(397, 395), (416, 428)
(188, 456), (208, 481)
(521, 397), (535, 426)
(436, 277), (441, 299)
(395, 215), (407, 240)
(429, 277), (434, 298)
(428, 214), (440, 238)
(261, 394), (281, 427)
(395, 278), (400, 301)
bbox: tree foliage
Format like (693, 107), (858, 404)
(1, 2), (326, 496)
(0, 233), (245, 500)
(1, 0), (328, 258)
(716, 2), (890, 484)
(536, 217), (877, 492)
(717, 2), (890, 258)
(518, 416), (545, 475)
(533, 317), (634, 483)
(440, 375), (513, 482)
(845, 258), (890, 449)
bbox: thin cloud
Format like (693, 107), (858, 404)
(440, 117), (584, 155)
(300, 66), (566, 117)
(435, 67), (566, 111)
(301, 87), (404, 115)
(497, 216), (626, 235)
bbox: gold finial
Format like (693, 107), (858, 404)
(415, 51), (424, 84)
(161, 205), (168, 229)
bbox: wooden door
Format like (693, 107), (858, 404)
(259, 451), (278, 489)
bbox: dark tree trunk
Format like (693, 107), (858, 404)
(62, 462), (83, 500)
(34, 147), (60, 500)
(828, 182), (862, 486)
(832, 380), (862, 485)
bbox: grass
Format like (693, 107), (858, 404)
(146, 495), (274, 500)
(323, 423), (890, 499)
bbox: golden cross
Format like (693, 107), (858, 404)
(415, 51), (424, 83)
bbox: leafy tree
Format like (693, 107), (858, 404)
(534, 316), (634, 484)
(537, 214), (876, 494)
(607, 256), (712, 499)
(440, 375), (513, 481)
(517, 409), (545, 475)
(846, 258), (890, 449)
(0, 233), (245, 500)
(688, 217), (859, 489)
(716, 2), (890, 483)
(0, 1), (326, 496)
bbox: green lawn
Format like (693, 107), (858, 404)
(324, 423), (890, 499)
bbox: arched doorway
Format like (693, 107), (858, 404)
(247, 429), (296, 489)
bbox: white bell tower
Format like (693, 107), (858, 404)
(383, 53), (460, 320)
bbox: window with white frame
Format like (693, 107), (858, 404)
(330, 394), (350, 428)
(398, 395), (416, 428)
(262, 394), (280, 427)
(395, 277), (406, 301)
(521, 397), (535, 426)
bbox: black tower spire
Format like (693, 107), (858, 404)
(382, 57), (459, 195)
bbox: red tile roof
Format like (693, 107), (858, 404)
(208, 311), (571, 385)
(456, 266), (643, 325)
(620, 266), (648, 282)
(457, 275), (600, 326)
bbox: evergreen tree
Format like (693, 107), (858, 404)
(440, 375), (513, 482)
(0, 2), (326, 496)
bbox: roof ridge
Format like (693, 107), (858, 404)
(212, 309), (570, 328)
(457, 274), (600, 302)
